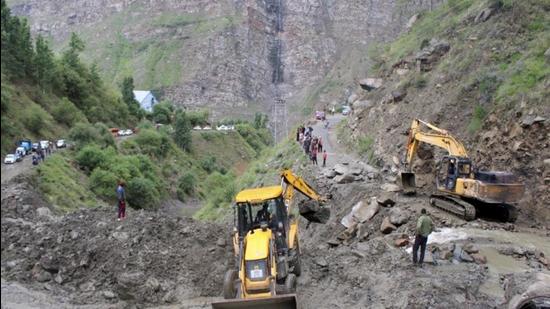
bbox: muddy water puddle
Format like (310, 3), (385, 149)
(423, 227), (550, 300)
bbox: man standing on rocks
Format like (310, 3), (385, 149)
(116, 181), (127, 221)
(413, 208), (433, 267)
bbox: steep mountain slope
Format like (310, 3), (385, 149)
(9, 0), (442, 126)
(335, 0), (550, 223)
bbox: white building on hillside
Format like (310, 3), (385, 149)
(133, 90), (158, 112)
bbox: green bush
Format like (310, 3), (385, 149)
(357, 135), (375, 162)
(152, 101), (173, 124)
(177, 172), (196, 200)
(119, 139), (141, 155)
(52, 97), (86, 126)
(75, 144), (108, 172)
(23, 105), (47, 133)
(126, 177), (160, 209)
(69, 122), (115, 149)
(200, 155), (218, 173)
(134, 129), (170, 157)
(195, 172), (236, 220)
(467, 105), (487, 134)
(187, 109), (209, 126)
(89, 168), (118, 199)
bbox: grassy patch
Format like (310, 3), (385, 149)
(37, 154), (98, 211)
(467, 105), (487, 134)
(357, 135), (375, 163)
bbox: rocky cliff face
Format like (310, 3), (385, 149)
(9, 0), (441, 128)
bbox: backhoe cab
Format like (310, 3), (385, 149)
(212, 169), (327, 309)
(212, 187), (299, 309)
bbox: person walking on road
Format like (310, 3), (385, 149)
(116, 181), (127, 221)
(413, 208), (433, 267)
(311, 150), (318, 166)
(322, 150), (327, 167)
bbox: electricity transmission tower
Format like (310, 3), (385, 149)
(271, 97), (287, 144)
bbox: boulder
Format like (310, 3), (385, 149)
(453, 245), (474, 263)
(381, 183), (401, 192)
(463, 243), (480, 254)
(394, 238), (409, 247)
(103, 290), (116, 299)
(70, 231), (79, 240)
(356, 223), (370, 241)
(36, 270), (52, 282)
(327, 238), (341, 247)
(334, 174), (356, 184)
(216, 238), (226, 247)
(391, 89), (407, 102)
(406, 14), (419, 31)
(471, 253), (487, 264)
(380, 217), (397, 234)
(341, 198), (379, 228)
(324, 169), (337, 178)
(377, 192), (396, 207)
(389, 208), (409, 226)
(112, 232), (129, 241)
(54, 273), (63, 284)
(359, 78), (383, 91)
(352, 100), (372, 111)
(39, 254), (59, 272)
(333, 164), (348, 175)
(298, 200), (330, 224)
(349, 165), (363, 176)
(314, 258), (329, 268)
(145, 277), (161, 292)
(521, 115), (546, 127)
(36, 207), (53, 220)
(474, 8), (494, 23)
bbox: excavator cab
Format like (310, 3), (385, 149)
(436, 156), (472, 191)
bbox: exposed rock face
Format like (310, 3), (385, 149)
(10, 0), (442, 125)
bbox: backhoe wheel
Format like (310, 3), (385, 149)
(223, 269), (238, 299)
(284, 273), (297, 294)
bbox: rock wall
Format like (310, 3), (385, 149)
(9, 0), (442, 123)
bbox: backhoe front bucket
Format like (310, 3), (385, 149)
(211, 294), (297, 309)
(400, 172), (417, 195)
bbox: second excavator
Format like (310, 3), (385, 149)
(401, 119), (524, 222)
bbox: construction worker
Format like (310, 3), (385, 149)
(116, 181), (127, 221)
(412, 208), (433, 267)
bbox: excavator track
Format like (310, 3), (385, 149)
(429, 194), (476, 221)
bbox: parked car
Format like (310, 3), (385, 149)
(16, 146), (26, 157)
(40, 140), (50, 149)
(4, 154), (17, 164)
(56, 139), (67, 148)
(32, 143), (39, 152)
(342, 105), (351, 116)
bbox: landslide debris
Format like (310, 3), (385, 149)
(1, 175), (231, 306)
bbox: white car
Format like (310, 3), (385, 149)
(56, 139), (67, 148)
(40, 140), (50, 149)
(4, 154), (17, 164)
(342, 106), (351, 115)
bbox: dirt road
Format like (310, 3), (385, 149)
(306, 114), (354, 168)
(1, 155), (34, 185)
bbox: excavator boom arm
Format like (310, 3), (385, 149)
(405, 119), (468, 168)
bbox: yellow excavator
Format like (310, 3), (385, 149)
(211, 169), (328, 309)
(401, 119), (524, 222)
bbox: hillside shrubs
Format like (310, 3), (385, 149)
(69, 122), (115, 149)
(126, 177), (160, 209)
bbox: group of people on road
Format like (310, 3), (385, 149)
(296, 126), (328, 167)
(32, 142), (54, 166)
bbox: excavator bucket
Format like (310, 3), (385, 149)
(211, 294), (297, 309)
(400, 172), (417, 195)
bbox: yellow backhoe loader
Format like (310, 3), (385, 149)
(211, 169), (328, 309)
(401, 119), (524, 222)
